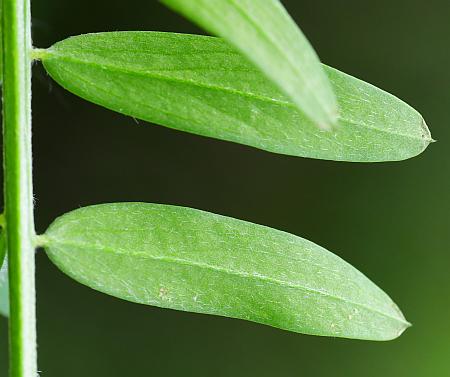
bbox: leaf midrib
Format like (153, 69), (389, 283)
(46, 50), (294, 106)
(44, 49), (427, 143)
(46, 235), (409, 326)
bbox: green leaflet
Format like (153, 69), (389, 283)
(43, 203), (410, 341)
(40, 32), (432, 162)
(161, 0), (338, 129)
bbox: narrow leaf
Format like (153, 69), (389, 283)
(161, 0), (338, 129)
(40, 32), (432, 162)
(43, 203), (410, 340)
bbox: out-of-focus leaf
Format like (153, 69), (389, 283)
(43, 203), (410, 341)
(0, 261), (9, 318)
(40, 32), (432, 162)
(0, 217), (5, 269)
(161, 0), (338, 129)
(0, 226), (8, 317)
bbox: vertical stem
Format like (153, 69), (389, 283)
(1, 0), (36, 376)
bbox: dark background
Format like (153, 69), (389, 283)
(1, 0), (449, 376)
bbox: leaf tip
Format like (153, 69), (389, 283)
(420, 117), (434, 145)
(393, 319), (412, 340)
(316, 105), (340, 131)
(381, 306), (411, 341)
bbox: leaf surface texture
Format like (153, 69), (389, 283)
(44, 203), (410, 340)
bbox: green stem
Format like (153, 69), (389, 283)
(1, 0), (37, 376)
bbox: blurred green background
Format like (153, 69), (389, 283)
(1, 0), (449, 376)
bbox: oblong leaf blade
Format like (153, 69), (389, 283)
(40, 32), (432, 162)
(161, 0), (338, 129)
(43, 203), (410, 340)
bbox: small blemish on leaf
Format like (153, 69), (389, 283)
(159, 287), (168, 299)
